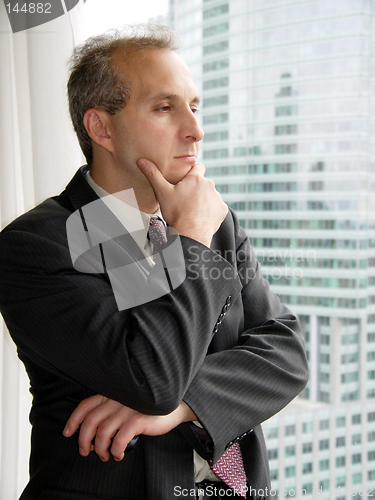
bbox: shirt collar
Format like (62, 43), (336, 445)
(85, 170), (163, 253)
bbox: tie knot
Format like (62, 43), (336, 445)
(148, 218), (167, 254)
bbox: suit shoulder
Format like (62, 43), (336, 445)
(1, 192), (72, 236)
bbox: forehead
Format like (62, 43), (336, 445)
(112, 48), (198, 104)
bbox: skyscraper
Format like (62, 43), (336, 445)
(169, 0), (375, 496)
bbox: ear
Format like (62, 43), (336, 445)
(83, 109), (113, 153)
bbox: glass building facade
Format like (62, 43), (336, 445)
(168, 0), (375, 497)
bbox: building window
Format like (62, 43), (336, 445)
(336, 456), (346, 467)
(203, 40), (229, 55)
(368, 431), (375, 442)
(275, 124), (297, 135)
(203, 59), (229, 72)
(368, 450), (375, 461)
(352, 473), (362, 485)
(203, 95), (229, 108)
(275, 105), (298, 117)
(368, 412), (375, 422)
(302, 484), (313, 494)
(203, 22), (229, 37)
(319, 439), (329, 450)
(352, 434), (361, 445)
(202, 149), (229, 159)
(203, 113), (228, 125)
(285, 425), (296, 436)
(204, 130), (229, 142)
(274, 144), (297, 154)
(268, 448), (278, 460)
(270, 469), (278, 480)
(319, 479), (329, 490)
(303, 442), (313, 453)
(203, 3), (229, 20)
(267, 427), (278, 439)
(303, 462), (313, 474)
(336, 477), (346, 488)
(319, 419), (329, 430)
(352, 453), (362, 464)
(336, 437), (346, 447)
(352, 414), (361, 425)
(203, 76), (229, 90)
(285, 445), (296, 457)
(319, 459), (329, 471)
(285, 466), (295, 478)
(303, 422), (313, 433)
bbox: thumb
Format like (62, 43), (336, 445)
(137, 158), (172, 197)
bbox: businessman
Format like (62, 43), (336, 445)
(0, 24), (308, 499)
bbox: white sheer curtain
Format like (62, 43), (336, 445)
(0, 2), (85, 497)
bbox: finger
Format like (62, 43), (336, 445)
(136, 158), (173, 197)
(110, 422), (139, 461)
(94, 413), (128, 462)
(77, 403), (117, 457)
(63, 394), (104, 437)
(188, 162), (206, 177)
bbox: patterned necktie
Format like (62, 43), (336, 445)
(148, 218), (167, 255)
(211, 442), (247, 498)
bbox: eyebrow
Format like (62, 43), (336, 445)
(144, 93), (200, 106)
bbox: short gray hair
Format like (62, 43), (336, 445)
(67, 24), (182, 165)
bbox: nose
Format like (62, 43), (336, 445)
(182, 108), (204, 143)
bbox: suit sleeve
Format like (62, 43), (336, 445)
(0, 225), (242, 416)
(182, 211), (309, 463)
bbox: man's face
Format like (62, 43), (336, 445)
(109, 48), (204, 185)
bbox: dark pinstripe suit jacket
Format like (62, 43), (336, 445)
(0, 166), (308, 500)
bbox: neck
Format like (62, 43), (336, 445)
(90, 160), (159, 214)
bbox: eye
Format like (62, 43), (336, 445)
(191, 106), (199, 114)
(156, 105), (171, 112)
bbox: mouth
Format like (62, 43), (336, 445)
(174, 155), (196, 162)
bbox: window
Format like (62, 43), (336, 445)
(352, 473), (362, 485)
(303, 442), (313, 453)
(203, 22), (229, 37)
(336, 476), (346, 488)
(336, 437), (346, 447)
(319, 439), (329, 450)
(203, 77), (229, 90)
(336, 416), (346, 427)
(352, 434), (361, 445)
(336, 456), (346, 467)
(267, 427), (278, 439)
(203, 40), (229, 55)
(352, 453), (361, 464)
(303, 422), (313, 433)
(285, 466), (295, 478)
(352, 414), (361, 425)
(203, 113), (228, 125)
(204, 130), (229, 142)
(270, 469), (278, 480)
(368, 450), (375, 461)
(319, 419), (329, 430)
(303, 462), (312, 474)
(203, 59), (229, 72)
(319, 459), (329, 471)
(285, 424), (296, 436)
(203, 95), (229, 108)
(285, 445), (295, 457)
(203, 4), (229, 20)
(368, 412), (375, 422)
(268, 448), (278, 460)
(275, 105), (298, 116)
(368, 431), (375, 441)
